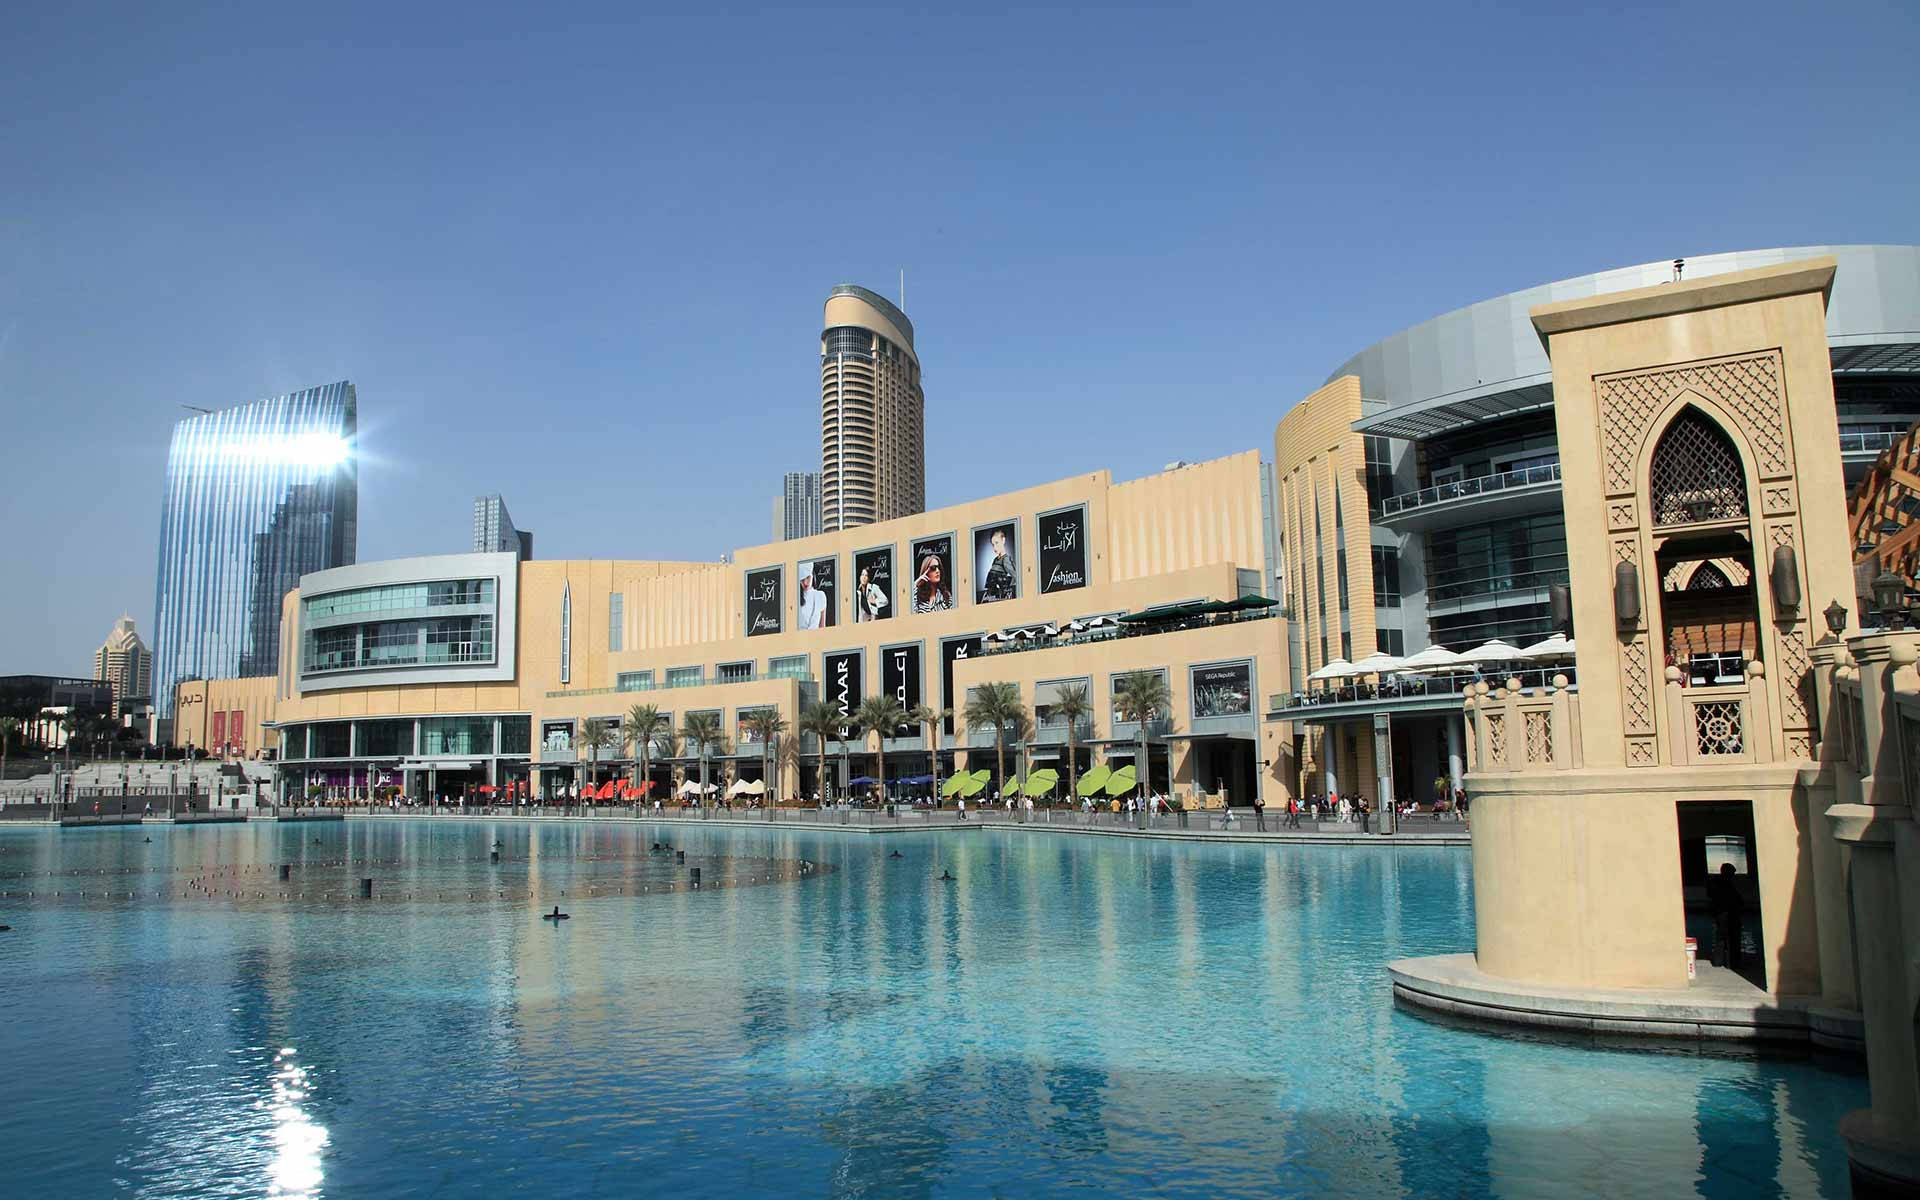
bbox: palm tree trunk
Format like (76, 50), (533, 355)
(1066, 724), (1079, 805)
(994, 727), (1007, 807)
(1137, 730), (1150, 829)
(928, 720), (942, 808)
(876, 737), (887, 807)
(817, 744), (828, 807)
(700, 750), (709, 809)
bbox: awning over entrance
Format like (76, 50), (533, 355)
(1161, 731), (1258, 743)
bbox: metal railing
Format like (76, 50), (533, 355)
(1270, 665), (1576, 714)
(548, 671), (813, 700)
(1376, 462), (1562, 518)
(980, 607), (1276, 657)
(1838, 429), (1900, 454)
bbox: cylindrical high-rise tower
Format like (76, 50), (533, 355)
(820, 284), (924, 531)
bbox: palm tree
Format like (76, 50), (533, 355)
(579, 717), (615, 799)
(625, 703), (669, 803)
(854, 695), (906, 806)
(681, 711), (724, 807)
(798, 700), (842, 806)
(662, 732), (685, 805)
(907, 703), (949, 805)
(963, 682), (1027, 804)
(60, 710), (87, 768)
(0, 716), (18, 786)
(1014, 712), (1038, 815)
(774, 735), (800, 799)
(1114, 669), (1173, 829)
(740, 708), (789, 799)
(1052, 683), (1093, 802)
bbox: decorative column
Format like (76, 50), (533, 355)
(1446, 715), (1465, 790)
(1829, 631), (1920, 1189)
(1372, 713), (1396, 835)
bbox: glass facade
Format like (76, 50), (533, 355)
(421, 717), (494, 757)
(152, 383), (357, 715)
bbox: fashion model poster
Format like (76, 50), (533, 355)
(852, 547), (893, 622)
(909, 535), (954, 614)
(1037, 505), (1088, 594)
(796, 556), (836, 630)
(745, 567), (782, 637)
(972, 521), (1018, 605)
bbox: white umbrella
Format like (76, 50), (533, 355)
(677, 779), (703, 796)
(743, 778), (767, 796)
(1453, 639), (1523, 666)
(1399, 644), (1464, 672)
(1308, 659), (1357, 681)
(726, 778), (753, 796)
(1348, 652), (1405, 675)
(1517, 632), (1576, 660)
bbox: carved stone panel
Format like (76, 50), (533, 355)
(1596, 350), (1791, 497)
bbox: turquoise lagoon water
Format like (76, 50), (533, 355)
(0, 820), (1866, 1198)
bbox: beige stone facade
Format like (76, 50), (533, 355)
(1272, 376), (1390, 802)
(191, 452), (1286, 809)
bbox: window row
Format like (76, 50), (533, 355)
(283, 716), (532, 760)
(302, 615), (495, 673)
(305, 578), (495, 620)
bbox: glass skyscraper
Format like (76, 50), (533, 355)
(152, 382), (358, 716)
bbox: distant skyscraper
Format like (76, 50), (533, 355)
(473, 494), (533, 560)
(94, 615), (152, 716)
(821, 284), (924, 530)
(152, 382), (357, 715)
(778, 471), (823, 541)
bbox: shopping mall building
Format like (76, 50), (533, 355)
(178, 244), (1920, 812)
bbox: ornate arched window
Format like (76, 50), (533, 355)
(1687, 562), (1731, 590)
(1650, 408), (1748, 527)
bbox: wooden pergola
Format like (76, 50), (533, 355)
(1848, 421), (1920, 589)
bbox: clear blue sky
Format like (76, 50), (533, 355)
(2, 1), (1915, 676)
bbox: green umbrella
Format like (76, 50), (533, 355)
(1103, 764), (1138, 796)
(956, 770), (991, 799)
(1022, 768), (1059, 798)
(1075, 763), (1112, 797)
(940, 771), (968, 798)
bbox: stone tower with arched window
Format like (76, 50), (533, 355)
(1538, 257), (1852, 772)
(1438, 257), (1855, 1002)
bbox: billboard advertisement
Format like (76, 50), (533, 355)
(909, 534), (955, 614)
(1192, 662), (1253, 718)
(941, 634), (982, 734)
(824, 649), (863, 739)
(972, 521), (1018, 605)
(852, 546), (894, 623)
(797, 555), (836, 630)
(1038, 505), (1088, 594)
(745, 566), (782, 637)
(882, 642), (922, 735)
